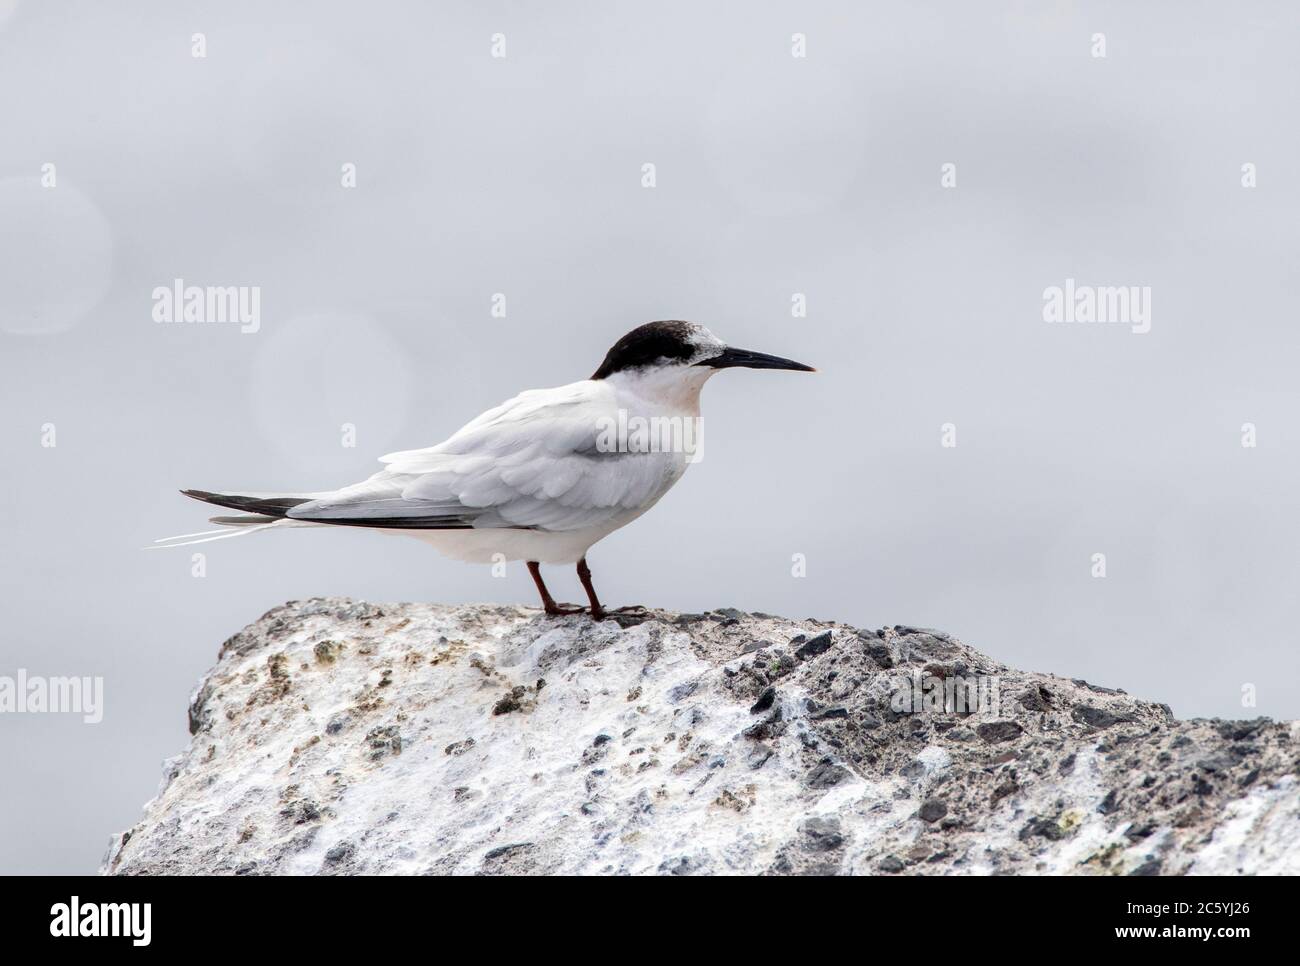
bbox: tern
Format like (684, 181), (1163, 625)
(156, 321), (814, 619)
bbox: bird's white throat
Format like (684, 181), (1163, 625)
(604, 364), (715, 416)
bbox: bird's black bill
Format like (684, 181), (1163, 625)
(700, 347), (816, 372)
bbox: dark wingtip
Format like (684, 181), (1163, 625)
(179, 489), (308, 517)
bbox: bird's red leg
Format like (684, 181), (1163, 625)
(577, 557), (649, 623)
(576, 557), (607, 621)
(527, 560), (583, 616)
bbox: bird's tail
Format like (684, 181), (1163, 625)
(147, 489), (321, 549)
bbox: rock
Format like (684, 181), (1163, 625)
(667, 679), (700, 703)
(365, 725), (401, 760)
(480, 842), (542, 875)
(492, 690), (523, 715)
(794, 630), (834, 660)
(918, 799), (948, 823)
(800, 816), (844, 852)
(750, 686), (776, 714)
(813, 706), (849, 720)
(101, 597), (1300, 875)
(991, 780), (1019, 805)
(1018, 686), (1053, 712)
(1071, 705), (1136, 730)
(1216, 718), (1268, 742)
(806, 761), (848, 789)
(1020, 815), (1069, 842)
(976, 720), (1024, 743)
(323, 842), (355, 865)
(863, 639), (895, 669)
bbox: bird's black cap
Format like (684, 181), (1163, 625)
(591, 321), (699, 379)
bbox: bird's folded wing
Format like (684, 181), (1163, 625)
(287, 381), (669, 532)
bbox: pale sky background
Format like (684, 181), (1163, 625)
(2, 1), (1298, 873)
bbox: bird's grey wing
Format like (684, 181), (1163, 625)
(284, 473), (481, 528)
(287, 381), (674, 531)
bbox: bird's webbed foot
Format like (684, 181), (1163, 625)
(592, 604), (651, 627)
(543, 602), (587, 617)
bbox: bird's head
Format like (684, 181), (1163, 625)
(591, 321), (815, 381)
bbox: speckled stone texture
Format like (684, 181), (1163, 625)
(103, 598), (1299, 875)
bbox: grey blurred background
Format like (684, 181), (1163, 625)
(2, 0), (1297, 874)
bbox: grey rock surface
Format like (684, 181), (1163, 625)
(103, 598), (1299, 875)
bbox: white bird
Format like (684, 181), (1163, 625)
(156, 321), (814, 619)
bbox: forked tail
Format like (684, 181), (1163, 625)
(148, 489), (319, 549)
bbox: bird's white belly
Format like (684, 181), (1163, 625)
(386, 506), (650, 564)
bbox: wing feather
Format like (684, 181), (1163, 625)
(288, 380), (682, 532)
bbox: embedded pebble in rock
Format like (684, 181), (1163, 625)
(102, 598), (1300, 875)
